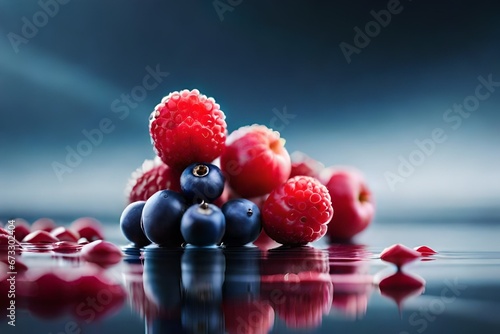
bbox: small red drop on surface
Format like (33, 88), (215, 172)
(71, 217), (104, 241)
(380, 244), (421, 267)
(81, 240), (122, 265)
(31, 218), (57, 232)
(51, 227), (80, 242)
(413, 245), (437, 256)
(22, 230), (59, 244)
(12, 219), (31, 242)
(53, 241), (81, 253)
(77, 237), (90, 245)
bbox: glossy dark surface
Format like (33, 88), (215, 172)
(1, 221), (500, 334)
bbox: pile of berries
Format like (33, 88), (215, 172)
(121, 89), (376, 247)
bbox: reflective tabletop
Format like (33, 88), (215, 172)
(2, 221), (500, 334)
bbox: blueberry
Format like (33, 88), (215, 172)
(221, 199), (262, 246)
(180, 163), (225, 204)
(141, 190), (187, 246)
(180, 202), (225, 247)
(120, 201), (151, 247)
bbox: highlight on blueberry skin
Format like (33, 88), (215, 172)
(180, 163), (225, 204)
(141, 189), (187, 246)
(120, 201), (151, 247)
(180, 202), (226, 247)
(222, 199), (262, 246)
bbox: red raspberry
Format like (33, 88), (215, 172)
(221, 124), (291, 198)
(261, 176), (333, 245)
(289, 151), (324, 179)
(126, 157), (181, 203)
(149, 89), (227, 170)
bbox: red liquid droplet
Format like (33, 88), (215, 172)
(380, 244), (421, 267)
(414, 245), (437, 256)
(22, 230), (59, 244)
(51, 227), (79, 243)
(71, 217), (104, 241)
(81, 240), (122, 265)
(31, 218), (57, 232)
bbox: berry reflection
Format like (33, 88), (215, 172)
(181, 247), (225, 334)
(328, 243), (373, 319)
(260, 246), (333, 329)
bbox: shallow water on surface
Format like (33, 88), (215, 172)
(1, 222), (500, 334)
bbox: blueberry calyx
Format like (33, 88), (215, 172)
(192, 164), (209, 177)
(198, 201), (211, 214)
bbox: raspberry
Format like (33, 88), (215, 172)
(289, 151), (324, 179)
(149, 89), (227, 170)
(126, 156), (181, 203)
(261, 176), (333, 245)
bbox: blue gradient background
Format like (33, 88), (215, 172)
(1, 0), (499, 222)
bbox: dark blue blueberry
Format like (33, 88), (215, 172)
(180, 163), (225, 204)
(221, 199), (262, 246)
(120, 201), (151, 247)
(141, 190), (187, 246)
(180, 203), (225, 247)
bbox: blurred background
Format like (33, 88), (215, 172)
(1, 0), (499, 223)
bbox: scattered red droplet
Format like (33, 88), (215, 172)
(53, 241), (82, 253)
(0, 233), (23, 254)
(413, 245), (437, 256)
(13, 219), (31, 242)
(380, 244), (421, 267)
(22, 230), (59, 244)
(0, 234), (14, 246)
(81, 240), (122, 265)
(71, 217), (104, 241)
(51, 227), (79, 242)
(77, 237), (90, 245)
(32, 218), (57, 232)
